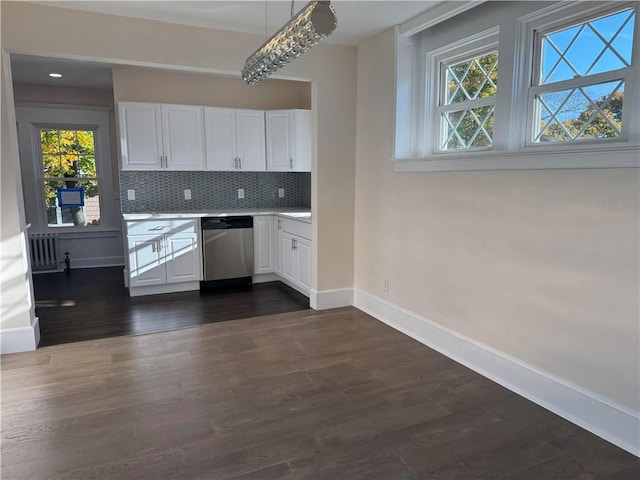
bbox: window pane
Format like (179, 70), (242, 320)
(441, 106), (494, 150)
(533, 80), (624, 142)
(540, 8), (635, 84)
(445, 52), (498, 105)
(40, 129), (96, 178)
(44, 180), (101, 227)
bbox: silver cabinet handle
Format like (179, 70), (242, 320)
(290, 158), (293, 169)
(239, 157), (242, 169)
(277, 219), (281, 230)
(151, 241), (156, 253)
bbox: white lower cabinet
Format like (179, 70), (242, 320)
(253, 216), (274, 274)
(126, 219), (201, 295)
(277, 217), (312, 296)
(164, 234), (201, 283)
(253, 214), (311, 296)
(274, 216), (283, 276)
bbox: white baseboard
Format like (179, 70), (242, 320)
(252, 273), (280, 284)
(353, 289), (640, 457)
(310, 288), (354, 310)
(68, 256), (125, 269)
(1, 316), (40, 354)
(129, 281), (200, 297)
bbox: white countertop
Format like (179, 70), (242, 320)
(123, 208), (312, 223)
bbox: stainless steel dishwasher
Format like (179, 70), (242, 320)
(201, 216), (254, 287)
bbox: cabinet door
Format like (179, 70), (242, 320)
(164, 233), (201, 284)
(162, 104), (205, 171)
(204, 107), (238, 171)
(291, 110), (312, 172)
(280, 232), (296, 284)
(128, 234), (166, 287)
(254, 216), (273, 274)
(119, 102), (163, 170)
(273, 217), (282, 275)
(236, 110), (266, 171)
(266, 110), (293, 171)
(295, 236), (312, 294)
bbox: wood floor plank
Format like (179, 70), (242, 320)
(2, 305), (639, 479)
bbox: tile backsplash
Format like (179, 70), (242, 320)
(120, 171), (311, 213)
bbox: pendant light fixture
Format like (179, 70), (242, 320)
(241, 1), (337, 85)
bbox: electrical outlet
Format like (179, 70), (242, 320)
(384, 279), (390, 293)
(238, 188), (245, 199)
(278, 188), (285, 198)
(184, 189), (192, 200)
(127, 189), (136, 201)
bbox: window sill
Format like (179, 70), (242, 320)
(392, 144), (640, 172)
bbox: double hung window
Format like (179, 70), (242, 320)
(40, 128), (101, 227)
(394, 1), (639, 171)
(528, 6), (636, 144)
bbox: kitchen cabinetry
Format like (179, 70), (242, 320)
(266, 110), (311, 172)
(204, 107), (266, 171)
(277, 216), (312, 295)
(126, 219), (201, 295)
(253, 215), (274, 274)
(119, 102), (205, 171)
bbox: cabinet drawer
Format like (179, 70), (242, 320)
(127, 219), (198, 236)
(280, 217), (311, 240)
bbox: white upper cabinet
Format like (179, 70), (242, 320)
(236, 110), (267, 171)
(119, 102), (163, 170)
(204, 107), (237, 171)
(204, 107), (266, 171)
(266, 110), (311, 172)
(161, 105), (205, 170)
(119, 102), (205, 171)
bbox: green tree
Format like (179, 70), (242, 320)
(539, 91), (623, 141)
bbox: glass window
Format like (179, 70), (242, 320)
(439, 51), (498, 150)
(531, 7), (635, 143)
(40, 129), (101, 227)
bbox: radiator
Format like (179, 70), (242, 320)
(28, 233), (61, 272)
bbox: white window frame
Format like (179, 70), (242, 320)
(393, 1), (640, 172)
(15, 104), (117, 234)
(427, 29), (499, 155)
(38, 126), (102, 229)
(521, 1), (638, 148)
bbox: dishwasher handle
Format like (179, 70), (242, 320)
(201, 216), (253, 230)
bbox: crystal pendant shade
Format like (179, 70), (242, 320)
(241, 1), (337, 85)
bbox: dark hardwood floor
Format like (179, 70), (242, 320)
(33, 267), (310, 347)
(1, 307), (638, 479)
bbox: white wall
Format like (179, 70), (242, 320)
(1, 52), (39, 352)
(354, 7), (639, 454)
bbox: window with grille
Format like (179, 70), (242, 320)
(529, 6), (635, 144)
(40, 129), (101, 228)
(439, 50), (498, 150)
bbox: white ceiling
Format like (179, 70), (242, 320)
(35, 1), (440, 46)
(14, 1), (442, 89)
